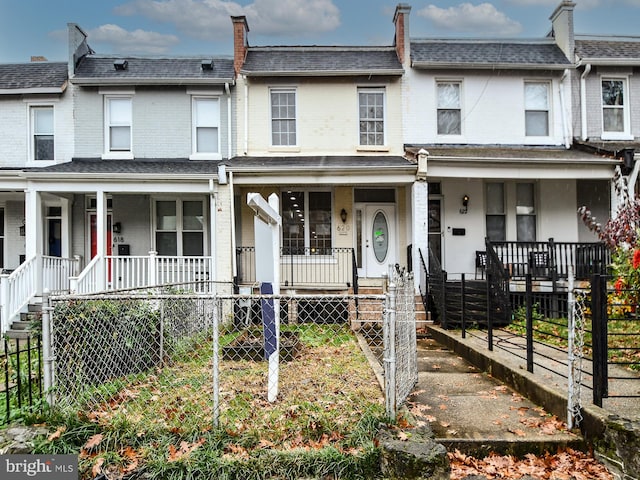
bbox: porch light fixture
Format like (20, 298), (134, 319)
(19, 221), (25, 236)
(113, 222), (122, 234)
(460, 195), (469, 214)
(340, 208), (348, 223)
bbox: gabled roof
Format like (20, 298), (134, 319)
(410, 39), (571, 70)
(575, 37), (640, 65)
(72, 55), (235, 86)
(240, 46), (403, 76)
(0, 62), (68, 94)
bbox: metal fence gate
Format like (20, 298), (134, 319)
(383, 267), (418, 419)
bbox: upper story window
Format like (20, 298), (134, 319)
(105, 96), (132, 156)
(192, 97), (220, 157)
(358, 88), (385, 146)
(270, 88), (296, 146)
(524, 82), (550, 137)
(602, 78), (630, 139)
(437, 81), (461, 136)
(31, 106), (54, 161)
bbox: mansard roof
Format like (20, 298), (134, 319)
(575, 37), (640, 65)
(72, 55), (235, 85)
(0, 62), (68, 94)
(410, 39), (571, 70)
(240, 46), (403, 76)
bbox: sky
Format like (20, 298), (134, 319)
(1, 0), (639, 63)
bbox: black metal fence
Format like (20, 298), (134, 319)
(1, 335), (43, 425)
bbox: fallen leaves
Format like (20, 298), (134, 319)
(168, 438), (206, 462)
(449, 448), (613, 480)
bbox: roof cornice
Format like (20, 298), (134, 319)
(240, 69), (404, 77)
(410, 61), (568, 70)
(70, 77), (234, 86)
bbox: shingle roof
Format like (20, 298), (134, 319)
(410, 40), (571, 69)
(240, 47), (403, 76)
(0, 62), (67, 92)
(72, 56), (235, 85)
(225, 155), (414, 170)
(404, 144), (618, 164)
(575, 38), (640, 62)
(24, 158), (221, 175)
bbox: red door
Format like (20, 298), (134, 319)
(90, 214), (112, 279)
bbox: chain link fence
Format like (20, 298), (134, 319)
(45, 290), (392, 433)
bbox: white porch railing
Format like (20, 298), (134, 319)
(0, 255), (81, 334)
(71, 252), (215, 295)
(1, 257), (37, 334)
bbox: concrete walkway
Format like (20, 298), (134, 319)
(418, 325), (640, 478)
(408, 335), (585, 458)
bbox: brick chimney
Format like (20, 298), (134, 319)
(231, 16), (249, 76)
(393, 4), (411, 66)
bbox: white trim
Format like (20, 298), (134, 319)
(357, 86), (387, 148)
(269, 87), (297, 147)
(98, 87), (135, 95)
(186, 87), (224, 95)
(600, 76), (632, 140)
(103, 95), (133, 156)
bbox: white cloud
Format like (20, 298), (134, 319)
(115, 0), (340, 40)
(505, 0), (602, 8)
(417, 3), (522, 36)
(88, 24), (180, 54)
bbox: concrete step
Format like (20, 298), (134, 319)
(10, 320), (32, 331)
(4, 329), (33, 340)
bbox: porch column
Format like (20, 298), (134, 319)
(96, 190), (108, 291)
(412, 180), (429, 294)
(25, 188), (44, 295)
(60, 197), (72, 258)
(209, 179), (217, 294)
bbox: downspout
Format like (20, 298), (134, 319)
(225, 82), (232, 159)
(628, 153), (640, 199)
(559, 69), (571, 149)
(243, 77), (249, 154)
(209, 178), (217, 294)
(229, 172), (237, 280)
(580, 64), (592, 141)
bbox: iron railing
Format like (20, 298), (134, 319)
(490, 239), (609, 280)
(235, 247), (356, 290)
(1, 335), (43, 425)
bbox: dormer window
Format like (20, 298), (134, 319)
(201, 60), (214, 70)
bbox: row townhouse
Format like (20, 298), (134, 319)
(0, 1), (638, 333)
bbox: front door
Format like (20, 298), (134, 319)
(90, 213), (113, 279)
(360, 205), (396, 278)
(428, 198), (443, 272)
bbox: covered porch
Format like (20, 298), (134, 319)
(0, 159), (232, 334)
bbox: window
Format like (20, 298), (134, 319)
(155, 200), (204, 256)
(192, 97), (219, 155)
(359, 88), (385, 146)
(105, 96), (132, 153)
(31, 106), (54, 161)
(437, 82), (461, 135)
(282, 191), (332, 254)
(271, 89), (296, 146)
(485, 183), (505, 242)
(516, 183), (536, 242)
(525, 82), (549, 136)
(602, 79), (629, 137)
